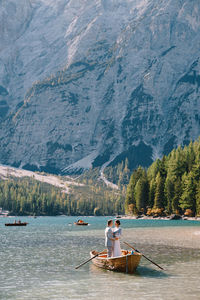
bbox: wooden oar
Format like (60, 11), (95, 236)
(123, 241), (164, 271)
(75, 250), (106, 270)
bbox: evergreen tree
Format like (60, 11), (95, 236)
(148, 178), (156, 208)
(172, 177), (182, 213)
(187, 141), (196, 172)
(135, 177), (148, 213)
(125, 167), (145, 214)
(159, 155), (167, 178)
(180, 172), (196, 215)
(164, 176), (174, 214)
(154, 172), (165, 208)
(195, 181), (200, 216)
(147, 160), (160, 180)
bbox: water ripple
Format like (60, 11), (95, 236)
(0, 216), (200, 299)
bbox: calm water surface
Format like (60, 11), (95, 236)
(0, 216), (200, 300)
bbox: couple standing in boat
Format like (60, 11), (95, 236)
(105, 219), (122, 257)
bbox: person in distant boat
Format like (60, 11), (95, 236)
(77, 219), (83, 223)
(105, 219), (116, 257)
(112, 220), (122, 257)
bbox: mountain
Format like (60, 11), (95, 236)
(0, 0), (200, 174)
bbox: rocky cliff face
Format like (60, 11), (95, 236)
(0, 0), (200, 174)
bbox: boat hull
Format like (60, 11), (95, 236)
(5, 223), (28, 226)
(74, 222), (88, 226)
(90, 250), (141, 273)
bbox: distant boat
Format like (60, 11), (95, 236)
(74, 219), (88, 226)
(90, 249), (141, 273)
(5, 221), (28, 226)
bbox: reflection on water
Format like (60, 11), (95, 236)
(0, 216), (200, 299)
(90, 263), (168, 279)
(135, 266), (169, 278)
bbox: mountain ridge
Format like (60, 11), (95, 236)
(0, 0), (200, 174)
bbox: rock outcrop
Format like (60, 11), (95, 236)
(0, 0), (200, 174)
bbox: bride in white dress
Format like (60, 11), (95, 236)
(112, 220), (122, 257)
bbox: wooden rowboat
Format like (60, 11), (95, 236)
(90, 250), (141, 273)
(74, 220), (88, 226)
(74, 222), (88, 226)
(5, 222), (28, 226)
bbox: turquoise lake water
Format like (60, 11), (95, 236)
(0, 216), (200, 299)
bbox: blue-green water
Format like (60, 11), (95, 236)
(1, 216), (200, 299)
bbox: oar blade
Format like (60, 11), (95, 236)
(123, 241), (164, 271)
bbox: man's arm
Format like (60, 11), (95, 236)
(107, 229), (115, 241)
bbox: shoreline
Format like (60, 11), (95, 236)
(118, 215), (200, 221)
(1, 214), (200, 221)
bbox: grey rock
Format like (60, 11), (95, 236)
(170, 214), (182, 220)
(0, 0), (200, 174)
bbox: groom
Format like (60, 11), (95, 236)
(105, 219), (116, 257)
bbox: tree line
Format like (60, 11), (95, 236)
(0, 176), (124, 216)
(125, 138), (200, 217)
(3, 138), (200, 217)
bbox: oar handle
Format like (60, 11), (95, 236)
(75, 253), (99, 269)
(75, 250), (107, 270)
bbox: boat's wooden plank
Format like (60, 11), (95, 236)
(90, 250), (141, 273)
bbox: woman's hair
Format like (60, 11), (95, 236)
(115, 220), (120, 225)
(107, 219), (113, 226)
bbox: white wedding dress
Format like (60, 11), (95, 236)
(112, 227), (122, 257)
